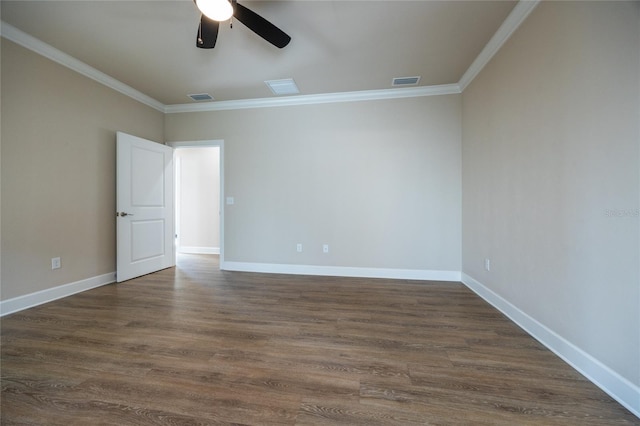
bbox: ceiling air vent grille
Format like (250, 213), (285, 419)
(188, 93), (214, 102)
(392, 76), (421, 87)
(265, 78), (299, 95)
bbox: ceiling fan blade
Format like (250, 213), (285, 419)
(233, 2), (291, 48)
(197, 15), (219, 49)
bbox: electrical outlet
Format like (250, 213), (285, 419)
(296, 243), (303, 253)
(51, 257), (61, 270)
(484, 258), (491, 272)
(323, 244), (329, 253)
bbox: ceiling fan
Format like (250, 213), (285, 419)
(195, 0), (291, 49)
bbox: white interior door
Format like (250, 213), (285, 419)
(116, 132), (175, 282)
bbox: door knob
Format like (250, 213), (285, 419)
(117, 212), (134, 217)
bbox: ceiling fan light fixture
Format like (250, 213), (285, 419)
(196, 0), (233, 22)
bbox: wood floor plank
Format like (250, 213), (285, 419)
(1, 254), (637, 425)
(296, 396), (429, 426)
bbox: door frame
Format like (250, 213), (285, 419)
(168, 140), (225, 266)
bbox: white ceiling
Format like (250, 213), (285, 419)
(1, 1), (517, 107)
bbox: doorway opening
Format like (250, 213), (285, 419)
(170, 140), (224, 268)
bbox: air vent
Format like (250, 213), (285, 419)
(265, 78), (299, 95)
(392, 76), (421, 87)
(188, 93), (214, 102)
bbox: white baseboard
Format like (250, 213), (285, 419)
(221, 261), (461, 282)
(178, 246), (220, 255)
(0, 272), (116, 317)
(461, 272), (640, 419)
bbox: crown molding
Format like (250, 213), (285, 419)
(0, 21), (165, 112)
(458, 0), (540, 91)
(1, 0), (537, 113)
(164, 84), (461, 113)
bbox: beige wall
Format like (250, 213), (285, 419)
(166, 96), (462, 271)
(1, 39), (164, 300)
(1, 1), (638, 410)
(462, 1), (639, 386)
(176, 147), (220, 251)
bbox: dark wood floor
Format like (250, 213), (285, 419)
(1, 254), (637, 425)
